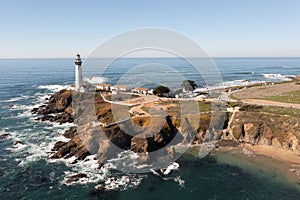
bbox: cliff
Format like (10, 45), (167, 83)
(32, 89), (300, 168)
(222, 105), (300, 153)
(32, 89), (73, 124)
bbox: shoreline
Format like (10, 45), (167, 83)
(176, 140), (300, 186)
(217, 144), (300, 186)
(28, 77), (300, 186)
(242, 143), (300, 165)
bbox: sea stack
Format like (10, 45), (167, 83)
(74, 53), (83, 91)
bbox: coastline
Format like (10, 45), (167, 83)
(184, 141), (300, 186)
(216, 144), (300, 187)
(28, 77), (300, 187)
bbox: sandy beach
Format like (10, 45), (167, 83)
(215, 144), (300, 187)
(243, 144), (300, 165)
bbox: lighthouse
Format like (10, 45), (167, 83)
(74, 53), (83, 91)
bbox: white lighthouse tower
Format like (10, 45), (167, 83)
(74, 53), (83, 91)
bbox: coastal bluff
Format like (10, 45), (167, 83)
(32, 89), (300, 168)
(223, 105), (300, 153)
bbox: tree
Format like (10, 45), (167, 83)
(181, 80), (197, 92)
(153, 86), (170, 96)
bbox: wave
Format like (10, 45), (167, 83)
(150, 162), (185, 188)
(160, 162), (180, 175)
(37, 84), (71, 92)
(84, 76), (108, 84)
(9, 104), (37, 111)
(94, 174), (145, 191)
(211, 79), (265, 89)
(58, 154), (146, 192)
(0, 95), (31, 103)
(262, 74), (295, 81)
(282, 65), (295, 69)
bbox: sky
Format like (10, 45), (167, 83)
(0, 0), (300, 58)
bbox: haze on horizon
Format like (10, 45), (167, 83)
(0, 0), (300, 58)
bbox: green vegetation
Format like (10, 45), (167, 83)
(239, 104), (262, 111)
(198, 101), (212, 112)
(227, 101), (243, 108)
(232, 110), (300, 144)
(237, 103), (300, 118)
(181, 80), (197, 92)
(261, 90), (300, 104)
(260, 106), (300, 118)
(229, 93), (240, 100)
(153, 86), (170, 96)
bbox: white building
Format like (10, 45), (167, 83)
(132, 87), (148, 94)
(74, 54), (83, 91)
(111, 85), (129, 92)
(96, 83), (111, 91)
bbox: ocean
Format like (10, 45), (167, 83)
(1, 58), (300, 199)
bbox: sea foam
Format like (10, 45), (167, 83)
(37, 84), (71, 92)
(262, 74), (295, 81)
(83, 76), (108, 84)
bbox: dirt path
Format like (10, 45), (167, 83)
(129, 104), (149, 116)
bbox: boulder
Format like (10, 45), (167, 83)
(0, 133), (10, 140)
(63, 127), (77, 138)
(52, 141), (67, 151)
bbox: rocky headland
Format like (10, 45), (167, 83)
(32, 88), (300, 171)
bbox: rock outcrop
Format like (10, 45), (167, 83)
(223, 111), (300, 153)
(32, 89), (73, 124)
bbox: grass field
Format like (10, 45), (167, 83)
(238, 103), (300, 118)
(260, 106), (300, 118)
(261, 90), (300, 104)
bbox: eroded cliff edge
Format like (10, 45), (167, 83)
(32, 89), (300, 168)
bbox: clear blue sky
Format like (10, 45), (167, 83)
(1, 0), (300, 58)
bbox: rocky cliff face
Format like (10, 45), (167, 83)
(32, 89), (300, 168)
(32, 89), (73, 124)
(32, 90), (226, 167)
(223, 111), (300, 153)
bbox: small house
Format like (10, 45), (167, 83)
(96, 83), (111, 91)
(111, 85), (129, 92)
(132, 87), (148, 94)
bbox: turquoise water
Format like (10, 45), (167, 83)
(1, 58), (300, 199)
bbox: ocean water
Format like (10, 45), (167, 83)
(1, 58), (300, 199)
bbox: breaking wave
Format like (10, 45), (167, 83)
(83, 76), (108, 84)
(37, 84), (71, 92)
(262, 74), (295, 81)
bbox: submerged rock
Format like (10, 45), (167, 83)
(13, 140), (24, 146)
(66, 173), (87, 184)
(0, 133), (10, 140)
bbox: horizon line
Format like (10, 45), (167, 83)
(1, 56), (300, 60)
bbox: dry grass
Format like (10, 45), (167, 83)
(231, 82), (300, 100)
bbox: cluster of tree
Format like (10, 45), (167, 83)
(153, 86), (170, 96)
(152, 80), (197, 97)
(181, 80), (197, 92)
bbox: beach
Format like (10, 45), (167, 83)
(217, 144), (300, 185)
